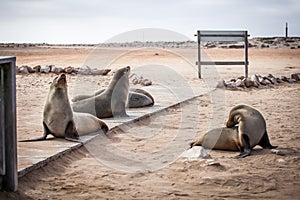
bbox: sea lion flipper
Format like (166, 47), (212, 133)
(64, 121), (81, 142)
(233, 134), (251, 159)
(258, 131), (277, 149)
(18, 122), (49, 142)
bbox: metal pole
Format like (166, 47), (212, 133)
(285, 22), (288, 38)
(197, 30), (201, 79)
(244, 31), (249, 78)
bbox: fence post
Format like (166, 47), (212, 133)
(245, 31), (249, 78)
(197, 30), (201, 79)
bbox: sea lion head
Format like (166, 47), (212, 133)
(113, 66), (130, 80)
(51, 73), (67, 90)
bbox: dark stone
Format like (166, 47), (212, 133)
(291, 73), (300, 81)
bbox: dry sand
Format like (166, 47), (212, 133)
(0, 45), (300, 199)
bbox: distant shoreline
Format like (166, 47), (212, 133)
(0, 37), (299, 49)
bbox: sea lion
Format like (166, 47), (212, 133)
(127, 88), (154, 108)
(72, 66), (130, 118)
(190, 105), (277, 158)
(19, 74), (108, 142)
(225, 104), (277, 158)
(190, 127), (241, 151)
(72, 88), (154, 108)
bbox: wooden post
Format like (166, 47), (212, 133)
(0, 57), (18, 192)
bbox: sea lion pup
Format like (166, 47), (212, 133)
(190, 127), (240, 151)
(72, 66), (130, 118)
(190, 105), (277, 158)
(127, 88), (154, 108)
(19, 74), (108, 142)
(72, 88), (154, 108)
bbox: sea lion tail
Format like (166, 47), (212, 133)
(258, 131), (277, 149)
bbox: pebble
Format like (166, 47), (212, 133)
(276, 158), (286, 163)
(181, 146), (211, 160)
(271, 149), (286, 156)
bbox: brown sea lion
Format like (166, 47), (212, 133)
(19, 74), (108, 142)
(72, 66), (130, 118)
(226, 104), (277, 158)
(191, 105), (277, 158)
(190, 127), (240, 151)
(72, 88), (154, 108)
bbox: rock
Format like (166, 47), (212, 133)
(53, 67), (63, 74)
(291, 73), (300, 81)
(261, 43), (269, 48)
(50, 65), (56, 73)
(64, 66), (74, 74)
(228, 44), (244, 49)
(18, 65), (29, 74)
(27, 66), (36, 73)
(33, 65), (41, 73)
(206, 159), (222, 167)
(40, 65), (51, 73)
(129, 73), (152, 86)
(90, 69), (111, 75)
(141, 79), (152, 86)
(181, 146), (211, 160)
(216, 80), (226, 88)
(77, 66), (111, 75)
(276, 158), (286, 163)
(276, 78), (284, 83)
(287, 78), (296, 83)
(77, 66), (91, 75)
(225, 81), (237, 88)
(132, 78), (139, 85)
(256, 74), (264, 83)
(267, 74), (278, 84)
(271, 149), (286, 156)
(251, 74), (260, 86)
(281, 76), (289, 82)
(262, 77), (272, 85)
(244, 78), (256, 88)
(235, 79), (243, 87)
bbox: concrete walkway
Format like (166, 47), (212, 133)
(17, 82), (212, 177)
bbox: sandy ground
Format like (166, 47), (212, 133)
(0, 46), (300, 199)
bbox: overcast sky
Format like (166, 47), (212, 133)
(0, 0), (299, 44)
